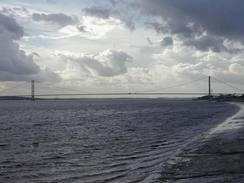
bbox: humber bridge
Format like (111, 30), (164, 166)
(0, 76), (244, 100)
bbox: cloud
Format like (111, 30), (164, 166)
(32, 13), (78, 27)
(160, 37), (173, 48)
(46, 0), (57, 4)
(83, 5), (135, 30)
(76, 24), (87, 32)
(185, 35), (228, 53)
(60, 49), (132, 77)
(0, 13), (24, 39)
(55, 16), (120, 39)
(29, 10), (121, 39)
(151, 43), (244, 89)
(132, 0), (244, 52)
(0, 68), (59, 82)
(146, 37), (153, 45)
(0, 13), (59, 82)
(0, 13), (38, 75)
(109, 0), (120, 7)
(84, 6), (111, 19)
(138, 0), (244, 37)
(0, 6), (30, 18)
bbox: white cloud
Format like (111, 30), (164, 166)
(59, 49), (132, 78)
(57, 16), (121, 39)
(229, 63), (244, 75)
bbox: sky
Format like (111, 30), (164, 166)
(1, 0), (244, 95)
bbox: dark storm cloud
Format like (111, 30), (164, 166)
(0, 13), (24, 39)
(139, 0), (244, 37)
(135, 0), (244, 52)
(0, 13), (59, 82)
(186, 36), (226, 52)
(0, 13), (39, 75)
(183, 35), (239, 53)
(32, 13), (78, 27)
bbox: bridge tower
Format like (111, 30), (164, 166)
(31, 80), (35, 101)
(208, 76), (211, 97)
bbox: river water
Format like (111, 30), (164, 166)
(0, 99), (237, 183)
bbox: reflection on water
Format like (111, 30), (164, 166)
(0, 99), (236, 183)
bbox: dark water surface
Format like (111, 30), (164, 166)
(0, 99), (237, 183)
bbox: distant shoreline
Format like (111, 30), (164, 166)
(1, 95), (244, 101)
(0, 96), (195, 100)
(196, 94), (244, 102)
(0, 96), (33, 100)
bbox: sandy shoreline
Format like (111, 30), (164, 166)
(158, 102), (244, 183)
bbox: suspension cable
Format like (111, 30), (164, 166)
(36, 84), (90, 94)
(139, 76), (208, 93)
(211, 77), (244, 93)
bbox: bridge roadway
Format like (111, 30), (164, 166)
(6, 92), (243, 97)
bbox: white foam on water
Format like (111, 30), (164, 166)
(140, 172), (161, 183)
(208, 103), (244, 136)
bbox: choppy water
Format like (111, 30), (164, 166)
(0, 99), (237, 183)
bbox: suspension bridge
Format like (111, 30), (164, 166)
(0, 76), (244, 100)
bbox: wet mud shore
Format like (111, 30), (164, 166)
(159, 103), (244, 183)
